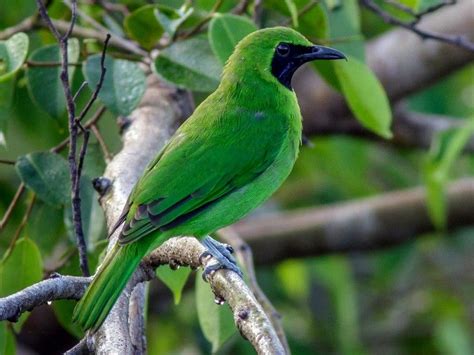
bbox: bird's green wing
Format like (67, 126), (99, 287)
(118, 112), (286, 244)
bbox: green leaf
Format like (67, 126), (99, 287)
(83, 54), (146, 116)
(156, 265), (191, 304)
(124, 5), (164, 50)
(424, 119), (474, 229)
(276, 260), (310, 299)
(26, 201), (65, 256)
(53, 300), (84, 338)
(435, 317), (472, 355)
(154, 36), (221, 92)
(284, 0), (299, 27)
(195, 271), (236, 352)
(322, 0), (364, 61)
(155, 4), (194, 38)
(15, 152), (71, 206)
(0, 238), (43, 331)
(0, 76), (15, 109)
(333, 56), (392, 138)
(0, 32), (29, 82)
(26, 38), (80, 119)
(0, 323), (16, 355)
(208, 14), (257, 65)
(296, 2), (328, 41)
(64, 177), (105, 251)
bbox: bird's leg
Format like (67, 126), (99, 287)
(200, 236), (243, 280)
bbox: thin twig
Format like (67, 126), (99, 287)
(3, 195), (36, 262)
(232, 0), (251, 14)
(361, 0), (474, 52)
(51, 106), (107, 153)
(26, 60), (82, 67)
(282, 0), (320, 26)
(91, 124), (113, 162)
(0, 184), (26, 232)
(384, 0), (456, 24)
(179, 0), (224, 40)
(76, 34), (110, 124)
(0, 159), (15, 165)
(35, 0), (90, 277)
(0, 15), (37, 40)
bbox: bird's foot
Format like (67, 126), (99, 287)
(200, 236), (243, 280)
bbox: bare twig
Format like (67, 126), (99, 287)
(0, 15), (37, 40)
(36, 0), (90, 276)
(0, 184), (25, 232)
(179, 0), (224, 40)
(361, 0), (474, 52)
(232, 0), (251, 14)
(76, 34), (111, 124)
(384, 0), (456, 23)
(91, 124), (113, 162)
(26, 60), (82, 67)
(0, 159), (15, 165)
(3, 195), (36, 262)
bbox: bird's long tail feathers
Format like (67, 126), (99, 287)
(72, 243), (142, 332)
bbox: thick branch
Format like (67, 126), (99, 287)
(90, 76), (192, 353)
(145, 237), (285, 354)
(234, 178), (474, 265)
(0, 276), (90, 322)
(295, 0), (474, 139)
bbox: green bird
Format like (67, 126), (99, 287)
(73, 27), (345, 331)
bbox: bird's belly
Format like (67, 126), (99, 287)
(162, 135), (299, 239)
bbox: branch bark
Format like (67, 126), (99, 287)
(234, 178), (474, 265)
(295, 0), (474, 141)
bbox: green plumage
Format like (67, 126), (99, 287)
(73, 27), (338, 332)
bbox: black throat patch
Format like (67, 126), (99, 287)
(271, 43), (313, 90)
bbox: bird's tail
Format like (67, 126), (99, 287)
(72, 242), (143, 332)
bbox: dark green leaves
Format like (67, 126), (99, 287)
(156, 265), (192, 304)
(154, 36), (221, 92)
(424, 119), (474, 229)
(26, 39), (79, 119)
(83, 54), (146, 116)
(15, 152), (71, 206)
(333, 57), (392, 139)
(0, 32), (29, 82)
(208, 14), (256, 65)
(195, 271), (236, 352)
(124, 5), (164, 50)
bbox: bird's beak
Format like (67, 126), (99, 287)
(297, 45), (347, 62)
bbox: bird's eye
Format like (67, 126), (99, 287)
(276, 43), (290, 57)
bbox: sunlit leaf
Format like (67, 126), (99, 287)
(208, 14), (256, 65)
(0, 238), (43, 331)
(156, 265), (192, 304)
(333, 56), (392, 138)
(154, 35), (221, 92)
(424, 118), (474, 229)
(26, 38), (79, 119)
(0, 32), (29, 82)
(284, 0), (299, 27)
(0, 323), (16, 355)
(195, 271), (235, 352)
(83, 54), (146, 116)
(155, 4), (193, 38)
(435, 317), (472, 355)
(15, 152), (71, 206)
(124, 5), (164, 50)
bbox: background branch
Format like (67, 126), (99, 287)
(234, 178), (474, 265)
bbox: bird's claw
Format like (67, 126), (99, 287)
(200, 236), (243, 281)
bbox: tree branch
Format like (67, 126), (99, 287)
(234, 178), (474, 265)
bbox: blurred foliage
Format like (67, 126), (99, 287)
(0, 0), (473, 354)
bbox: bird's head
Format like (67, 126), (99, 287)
(224, 27), (346, 90)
